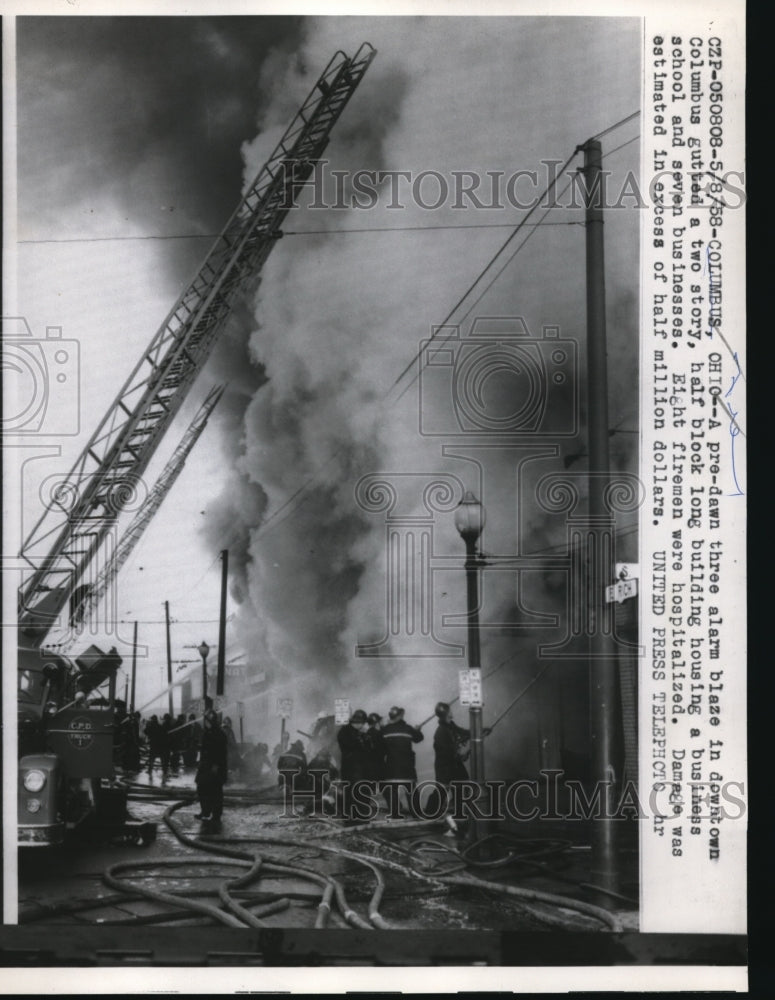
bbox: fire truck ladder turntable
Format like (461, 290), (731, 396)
(18, 43), (376, 645)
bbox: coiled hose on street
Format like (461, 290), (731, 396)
(29, 781), (625, 933)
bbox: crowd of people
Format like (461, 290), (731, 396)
(111, 703), (273, 784)
(110, 697), (479, 834)
(276, 702), (478, 834)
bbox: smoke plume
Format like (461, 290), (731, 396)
(201, 17), (641, 774)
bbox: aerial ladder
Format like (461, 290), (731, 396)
(18, 42), (376, 645)
(63, 383), (226, 648)
(16, 44), (376, 847)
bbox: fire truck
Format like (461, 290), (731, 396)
(13, 43), (376, 847)
(17, 641), (156, 846)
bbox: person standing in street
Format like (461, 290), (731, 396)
(381, 706), (424, 818)
(195, 710), (228, 827)
(433, 701), (470, 836)
(336, 709), (371, 825)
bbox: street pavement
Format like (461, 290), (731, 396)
(17, 765), (638, 933)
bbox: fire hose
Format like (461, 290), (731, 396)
(162, 800), (374, 930)
(30, 781), (627, 932)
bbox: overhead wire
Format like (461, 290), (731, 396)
(44, 115), (642, 685)
(252, 124), (640, 536)
(391, 131), (640, 407)
(17, 221), (583, 245)
(386, 145), (582, 396)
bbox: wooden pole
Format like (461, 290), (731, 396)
(216, 549), (228, 696)
(164, 601), (173, 717)
(130, 620), (138, 714)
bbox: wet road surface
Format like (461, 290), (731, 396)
(18, 767), (638, 934)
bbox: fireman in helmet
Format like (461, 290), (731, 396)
(336, 709), (372, 825)
(380, 706), (424, 819)
(195, 710), (228, 827)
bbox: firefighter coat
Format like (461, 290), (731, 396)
(433, 719), (470, 784)
(337, 724), (368, 782)
(381, 719), (424, 782)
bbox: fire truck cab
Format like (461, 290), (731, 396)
(18, 644), (154, 848)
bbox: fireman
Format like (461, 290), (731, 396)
(381, 706), (424, 818)
(433, 701), (470, 835)
(195, 710), (228, 826)
(433, 702), (491, 835)
(337, 709), (370, 825)
(364, 712), (385, 786)
(277, 739), (308, 814)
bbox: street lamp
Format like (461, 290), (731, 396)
(454, 491), (488, 850)
(198, 640), (210, 707)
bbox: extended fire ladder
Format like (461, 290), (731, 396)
(60, 384), (225, 648)
(18, 43), (376, 644)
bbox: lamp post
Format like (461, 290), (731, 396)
(198, 640), (210, 709)
(454, 491), (487, 850)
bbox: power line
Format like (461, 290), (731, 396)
(285, 221), (584, 236)
(254, 130), (640, 538)
(17, 220), (584, 246)
(386, 147), (581, 395)
(389, 135), (639, 410)
(590, 109), (641, 141)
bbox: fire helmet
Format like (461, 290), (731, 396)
(350, 709), (367, 724)
(367, 712), (382, 725)
(388, 706), (404, 720)
(435, 701), (451, 719)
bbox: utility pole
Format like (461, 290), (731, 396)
(582, 137), (618, 898)
(164, 601), (173, 717)
(130, 620), (138, 714)
(216, 549), (228, 696)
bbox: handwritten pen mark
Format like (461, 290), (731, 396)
(715, 394), (745, 439)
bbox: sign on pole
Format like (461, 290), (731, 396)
(276, 697), (293, 719)
(605, 577), (638, 604)
(458, 668), (483, 708)
(334, 698), (351, 724)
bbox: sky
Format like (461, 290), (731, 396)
(12, 14), (641, 776)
